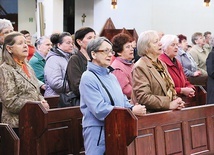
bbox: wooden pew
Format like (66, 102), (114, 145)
(0, 123), (20, 155)
(19, 102), (84, 155)
(105, 105), (214, 155)
(2, 95), (60, 124)
(44, 95), (60, 109)
(181, 85), (207, 107)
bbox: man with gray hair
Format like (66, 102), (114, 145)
(0, 18), (14, 62)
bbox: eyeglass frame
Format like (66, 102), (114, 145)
(0, 30), (13, 36)
(95, 49), (115, 55)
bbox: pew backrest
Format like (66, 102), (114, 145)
(105, 105), (214, 155)
(0, 123), (20, 155)
(44, 95), (60, 109)
(19, 102), (84, 155)
(181, 85), (207, 107)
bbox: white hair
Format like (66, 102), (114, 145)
(0, 18), (13, 33)
(161, 34), (178, 51)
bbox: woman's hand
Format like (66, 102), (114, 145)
(169, 97), (185, 110)
(40, 84), (46, 90)
(193, 70), (201, 77)
(132, 103), (146, 116)
(41, 100), (50, 110)
(181, 87), (195, 97)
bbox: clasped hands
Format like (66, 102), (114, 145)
(132, 103), (146, 116)
(181, 87), (195, 97)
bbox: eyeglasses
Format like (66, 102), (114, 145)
(24, 34), (31, 38)
(0, 30), (13, 36)
(95, 49), (115, 55)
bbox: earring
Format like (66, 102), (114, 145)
(8, 51), (12, 54)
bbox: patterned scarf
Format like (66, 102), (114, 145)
(146, 55), (177, 101)
(14, 58), (30, 78)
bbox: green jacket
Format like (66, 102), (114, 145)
(29, 51), (46, 83)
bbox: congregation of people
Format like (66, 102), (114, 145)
(1, 17), (214, 154)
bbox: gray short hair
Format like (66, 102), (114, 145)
(87, 37), (112, 61)
(0, 18), (13, 33)
(35, 36), (50, 49)
(137, 30), (159, 56)
(161, 34), (178, 52)
(191, 32), (202, 45)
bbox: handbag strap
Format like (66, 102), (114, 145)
(62, 70), (70, 93)
(62, 72), (67, 93)
(90, 70), (115, 106)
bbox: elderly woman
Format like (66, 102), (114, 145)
(79, 37), (146, 155)
(29, 36), (52, 83)
(44, 32), (73, 97)
(159, 34), (195, 97)
(176, 34), (207, 85)
(189, 32), (209, 75)
(0, 32), (49, 135)
(0, 18), (14, 62)
(111, 33), (134, 99)
(132, 30), (185, 113)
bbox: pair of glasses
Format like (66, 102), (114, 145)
(95, 49), (115, 55)
(0, 30), (13, 36)
(24, 34), (31, 38)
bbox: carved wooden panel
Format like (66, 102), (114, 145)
(105, 105), (214, 155)
(136, 128), (156, 155)
(100, 17), (138, 42)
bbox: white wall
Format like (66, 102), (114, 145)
(93, 0), (153, 34)
(151, 0), (214, 44)
(93, 0), (214, 44)
(18, 0), (214, 45)
(75, 0), (94, 32)
(18, 0), (36, 35)
(42, 0), (63, 37)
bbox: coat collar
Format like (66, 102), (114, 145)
(141, 56), (168, 95)
(34, 51), (45, 60)
(192, 44), (204, 53)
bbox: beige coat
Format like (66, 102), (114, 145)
(0, 62), (44, 128)
(132, 56), (175, 112)
(189, 44), (209, 75)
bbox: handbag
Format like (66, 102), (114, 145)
(58, 91), (80, 107)
(58, 71), (80, 107)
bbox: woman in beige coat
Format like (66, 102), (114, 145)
(0, 32), (49, 135)
(132, 30), (184, 112)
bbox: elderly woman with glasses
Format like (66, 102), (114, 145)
(79, 37), (146, 155)
(132, 30), (185, 113)
(111, 33), (134, 99)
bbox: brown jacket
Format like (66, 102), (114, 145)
(132, 56), (176, 112)
(0, 62), (44, 128)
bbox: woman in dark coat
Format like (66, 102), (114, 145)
(206, 40), (214, 104)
